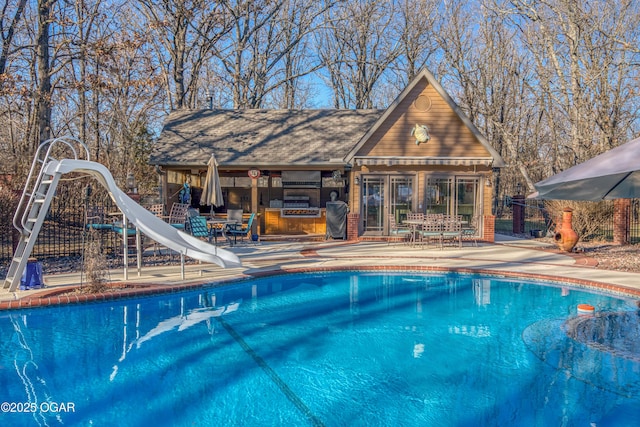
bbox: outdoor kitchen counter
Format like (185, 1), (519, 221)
(264, 208), (326, 235)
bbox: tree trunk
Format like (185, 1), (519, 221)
(35, 0), (53, 147)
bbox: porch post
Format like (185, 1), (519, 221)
(251, 174), (259, 236)
(483, 215), (495, 243)
(613, 198), (630, 245)
(347, 213), (360, 241)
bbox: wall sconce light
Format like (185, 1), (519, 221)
(354, 174), (360, 185)
(485, 177), (492, 187)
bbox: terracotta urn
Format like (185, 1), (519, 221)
(554, 207), (579, 252)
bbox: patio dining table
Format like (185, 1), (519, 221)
(206, 219), (238, 245)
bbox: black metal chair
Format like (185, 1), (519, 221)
(226, 213), (256, 245)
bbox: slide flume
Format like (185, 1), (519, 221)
(45, 159), (242, 269)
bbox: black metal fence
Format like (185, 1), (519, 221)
(495, 198), (640, 244)
(0, 184), (130, 269)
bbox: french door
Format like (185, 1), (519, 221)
(425, 176), (481, 224)
(361, 175), (414, 234)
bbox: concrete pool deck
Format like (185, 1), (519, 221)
(2, 234), (640, 308)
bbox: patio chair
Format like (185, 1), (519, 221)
(226, 212), (256, 245)
(226, 209), (243, 224)
(167, 203), (190, 230)
(441, 215), (462, 248)
(388, 214), (410, 245)
(407, 212), (424, 222)
(140, 204), (167, 255)
(419, 218), (443, 248)
(188, 215), (212, 242)
(224, 209), (243, 242)
(209, 222), (229, 245)
(462, 215), (479, 247)
(148, 204), (165, 218)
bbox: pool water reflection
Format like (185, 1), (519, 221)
(1, 271), (640, 426)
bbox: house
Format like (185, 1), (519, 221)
(150, 69), (505, 241)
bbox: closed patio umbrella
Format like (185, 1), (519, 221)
(202, 154), (224, 209)
(529, 136), (640, 200)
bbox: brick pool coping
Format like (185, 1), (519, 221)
(2, 257), (639, 311)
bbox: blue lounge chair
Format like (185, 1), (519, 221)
(188, 215), (213, 242)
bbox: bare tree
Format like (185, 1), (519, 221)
(268, 0), (328, 108)
(34, 0), (55, 145)
(393, 0), (440, 84)
(0, 0), (29, 173)
(318, 0), (402, 108)
(135, 0), (232, 110)
(98, 23), (164, 184)
(432, 0), (640, 202)
(506, 0), (640, 175)
(0, 0), (28, 77)
(433, 0), (538, 203)
(215, 0), (330, 108)
(63, 0), (106, 158)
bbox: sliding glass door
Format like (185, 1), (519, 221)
(425, 176), (481, 223)
(362, 176), (385, 234)
(390, 176), (413, 226)
(361, 175), (414, 234)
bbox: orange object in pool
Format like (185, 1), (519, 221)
(577, 303), (595, 314)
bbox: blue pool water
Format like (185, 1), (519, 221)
(2, 271), (640, 426)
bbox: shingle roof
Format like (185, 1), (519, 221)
(151, 109), (384, 167)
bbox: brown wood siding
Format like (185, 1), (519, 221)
(356, 80), (492, 158)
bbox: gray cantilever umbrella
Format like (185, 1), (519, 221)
(529, 136), (640, 200)
(202, 154), (224, 209)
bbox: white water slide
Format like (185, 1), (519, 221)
(3, 137), (241, 292)
(50, 159), (242, 268)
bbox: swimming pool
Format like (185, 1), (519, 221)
(1, 270), (640, 426)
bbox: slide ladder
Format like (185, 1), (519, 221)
(3, 137), (89, 292)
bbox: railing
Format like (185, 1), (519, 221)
(0, 184), (130, 268)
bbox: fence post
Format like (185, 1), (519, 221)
(512, 194), (525, 234)
(613, 198), (630, 245)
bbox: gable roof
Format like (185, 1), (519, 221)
(344, 68), (506, 167)
(151, 109), (384, 168)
